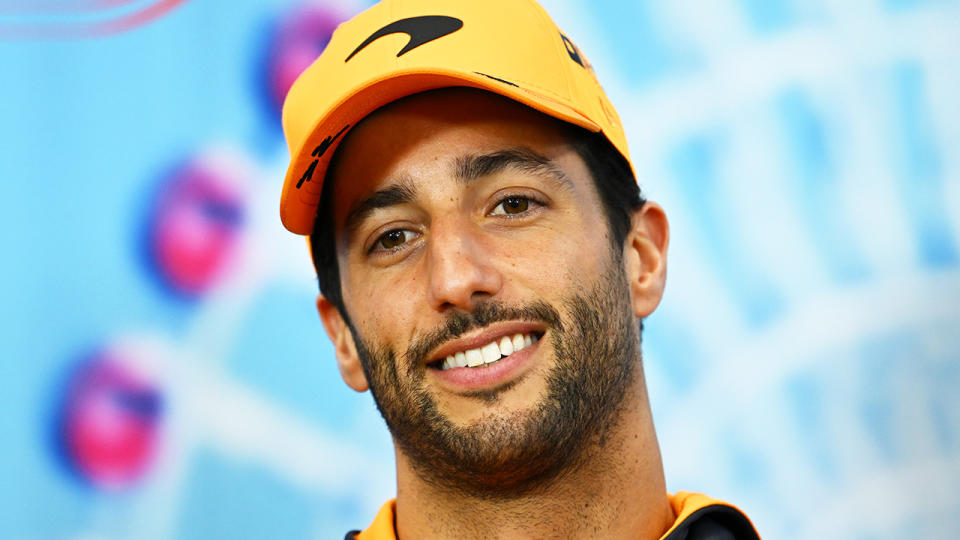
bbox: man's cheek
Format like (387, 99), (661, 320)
(504, 227), (589, 272)
(361, 306), (415, 356)
(510, 248), (577, 289)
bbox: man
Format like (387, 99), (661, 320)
(279, 0), (760, 538)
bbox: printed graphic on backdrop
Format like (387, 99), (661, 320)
(53, 343), (165, 490)
(0, 0), (187, 39)
(141, 151), (249, 300)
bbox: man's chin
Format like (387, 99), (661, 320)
(397, 403), (581, 498)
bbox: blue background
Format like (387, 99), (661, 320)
(3, 0), (959, 538)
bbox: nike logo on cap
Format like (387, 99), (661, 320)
(345, 15), (463, 62)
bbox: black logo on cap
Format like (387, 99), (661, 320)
(560, 32), (585, 68)
(296, 124), (350, 189)
(345, 15), (463, 62)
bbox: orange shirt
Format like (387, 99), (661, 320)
(349, 491), (759, 539)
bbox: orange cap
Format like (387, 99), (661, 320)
(280, 0), (632, 235)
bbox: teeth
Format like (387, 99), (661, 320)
(438, 332), (539, 370)
(481, 342), (500, 363)
(498, 336), (513, 356)
(465, 348), (484, 367)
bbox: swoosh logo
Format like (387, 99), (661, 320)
(345, 15), (463, 62)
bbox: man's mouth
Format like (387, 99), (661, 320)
(428, 332), (541, 371)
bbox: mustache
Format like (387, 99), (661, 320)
(403, 300), (562, 371)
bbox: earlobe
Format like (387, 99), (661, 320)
(316, 294), (369, 392)
(623, 202), (670, 319)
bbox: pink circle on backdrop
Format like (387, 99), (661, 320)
(60, 351), (163, 490)
(147, 152), (247, 298)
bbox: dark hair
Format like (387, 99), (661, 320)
(309, 123), (646, 320)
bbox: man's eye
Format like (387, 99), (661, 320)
(491, 196), (531, 216)
(374, 229), (411, 251)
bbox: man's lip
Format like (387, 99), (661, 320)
(426, 321), (546, 365)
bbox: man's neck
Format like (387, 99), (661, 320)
(392, 388), (674, 539)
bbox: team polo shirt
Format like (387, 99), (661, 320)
(345, 491), (759, 539)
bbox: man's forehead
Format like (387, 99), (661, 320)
(326, 88), (578, 217)
(334, 88), (571, 161)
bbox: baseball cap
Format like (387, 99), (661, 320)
(280, 0), (632, 235)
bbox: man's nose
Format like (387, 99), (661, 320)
(426, 219), (503, 312)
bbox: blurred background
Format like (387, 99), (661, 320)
(2, 0), (959, 538)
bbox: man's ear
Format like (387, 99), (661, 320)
(622, 201), (669, 318)
(316, 294), (369, 392)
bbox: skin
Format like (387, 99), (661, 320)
(316, 88), (672, 539)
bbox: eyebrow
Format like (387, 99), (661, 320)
(454, 148), (572, 188)
(344, 178), (418, 232)
(343, 147), (571, 232)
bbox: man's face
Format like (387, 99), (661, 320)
(322, 89), (645, 494)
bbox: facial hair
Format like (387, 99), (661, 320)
(351, 264), (640, 498)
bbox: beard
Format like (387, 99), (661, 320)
(350, 263), (640, 498)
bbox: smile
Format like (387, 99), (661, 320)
(432, 332), (541, 370)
